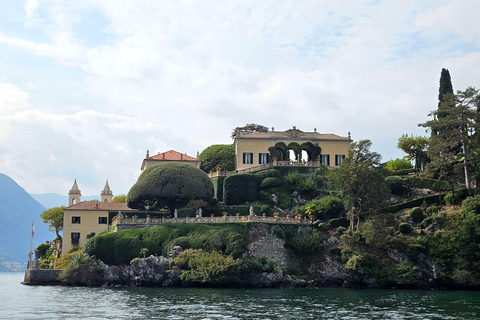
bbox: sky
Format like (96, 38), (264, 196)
(0, 0), (479, 196)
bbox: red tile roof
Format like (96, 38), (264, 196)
(64, 202), (136, 211)
(147, 150), (199, 162)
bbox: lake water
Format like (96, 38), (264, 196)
(1, 272), (480, 319)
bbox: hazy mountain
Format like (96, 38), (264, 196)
(0, 173), (51, 271)
(31, 193), (100, 209)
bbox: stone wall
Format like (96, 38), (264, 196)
(23, 269), (62, 285)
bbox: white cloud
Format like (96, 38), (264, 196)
(0, 0), (479, 194)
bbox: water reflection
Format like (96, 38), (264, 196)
(1, 273), (480, 319)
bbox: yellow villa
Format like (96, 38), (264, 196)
(62, 180), (135, 254)
(234, 126), (351, 171)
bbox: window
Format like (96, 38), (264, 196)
(320, 154), (330, 166)
(98, 217), (108, 224)
(243, 152), (253, 164)
(335, 154), (345, 166)
(71, 232), (80, 245)
(72, 216), (81, 224)
(259, 153), (269, 164)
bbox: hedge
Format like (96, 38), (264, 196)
(223, 174), (260, 205)
(382, 194), (442, 213)
(405, 177), (453, 191)
(329, 217), (350, 229)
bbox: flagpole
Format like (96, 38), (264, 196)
(28, 221), (34, 270)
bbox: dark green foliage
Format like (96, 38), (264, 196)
(211, 176), (225, 202)
(379, 263), (422, 286)
(127, 162), (214, 216)
(199, 144), (235, 173)
(406, 177), (452, 191)
(409, 207), (425, 223)
(223, 174), (259, 205)
(304, 196), (345, 220)
(329, 140), (389, 231)
(329, 217), (350, 229)
(382, 194), (442, 213)
(345, 253), (380, 279)
(296, 177), (318, 199)
(287, 230), (322, 253)
(255, 169), (281, 180)
(175, 249), (242, 284)
(35, 243), (51, 259)
(337, 226), (347, 234)
(260, 177), (282, 188)
(385, 176), (408, 195)
(398, 223), (412, 234)
(461, 196), (480, 215)
(241, 256), (278, 273)
(284, 171), (305, 186)
(231, 123), (269, 139)
(444, 188), (470, 206)
(58, 253), (105, 286)
(86, 223), (248, 265)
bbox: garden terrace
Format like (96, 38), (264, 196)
(208, 160), (322, 178)
(113, 214), (312, 231)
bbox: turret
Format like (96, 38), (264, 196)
(68, 179), (82, 206)
(100, 180), (113, 202)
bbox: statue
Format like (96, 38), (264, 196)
(198, 207), (202, 217)
(174, 209), (178, 218)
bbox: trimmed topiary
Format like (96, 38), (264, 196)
(409, 207), (425, 223)
(260, 177), (282, 188)
(398, 222), (412, 234)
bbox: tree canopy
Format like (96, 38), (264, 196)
(329, 140), (388, 231)
(397, 134), (428, 172)
(113, 195), (126, 203)
(420, 87), (479, 188)
(40, 206), (65, 239)
(126, 162), (214, 216)
(199, 144), (235, 173)
(231, 123), (268, 139)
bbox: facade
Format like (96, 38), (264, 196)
(62, 180), (135, 254)
(234, 126), (352, 171)
(141, 150), (201, 171)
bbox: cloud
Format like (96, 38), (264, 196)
(0, 0), (479, 194)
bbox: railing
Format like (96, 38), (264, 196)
(207, 160), (321, 179)
(113, 215), (312, 228)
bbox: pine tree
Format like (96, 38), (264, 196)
(420, 87), (479, 188)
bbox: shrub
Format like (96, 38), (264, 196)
(284, 172), (305, 186)
(461, 195), (480, 215)
(385, 176), (408, 195)
(35, 243), (51, 259)
(174, 249), (242, 284)
(296, 178), (318, 199)
(287, 230), (322, 253)
(345, 253), (380, 278)
(425, 206), (441, 215)
(398, 223), (412, 234)
(329, 217), (350, 229)
(255, 169), (281, 180)
(385, 158), (413, 173)
(260, 177), (282, 188)
(418, 217), (433, 229)
(444, 188), (471, 206)
(58, 253), (105, 286)
(409, 207), (425, 223)
(223, 174), (259, 205)
(337, 226), (347, 234)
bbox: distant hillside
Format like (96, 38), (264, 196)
(31, 193), (100, 209)
(0, 173), (51, 270)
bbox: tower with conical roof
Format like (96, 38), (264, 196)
(100, 180), (113, 202)
(68, 179), (82, 206)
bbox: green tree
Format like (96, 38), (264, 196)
(329, 140), (388, 232)
(40, 206), (64, 238)
(231, 123), (269, 139)
(199, 144), (235, 173)
(112, 195), (126, 203)
(420, 87), (479, 188)
(397, 134), (428, 172)
(384, 157), (413, 173)
(126, 162), (214, 216)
